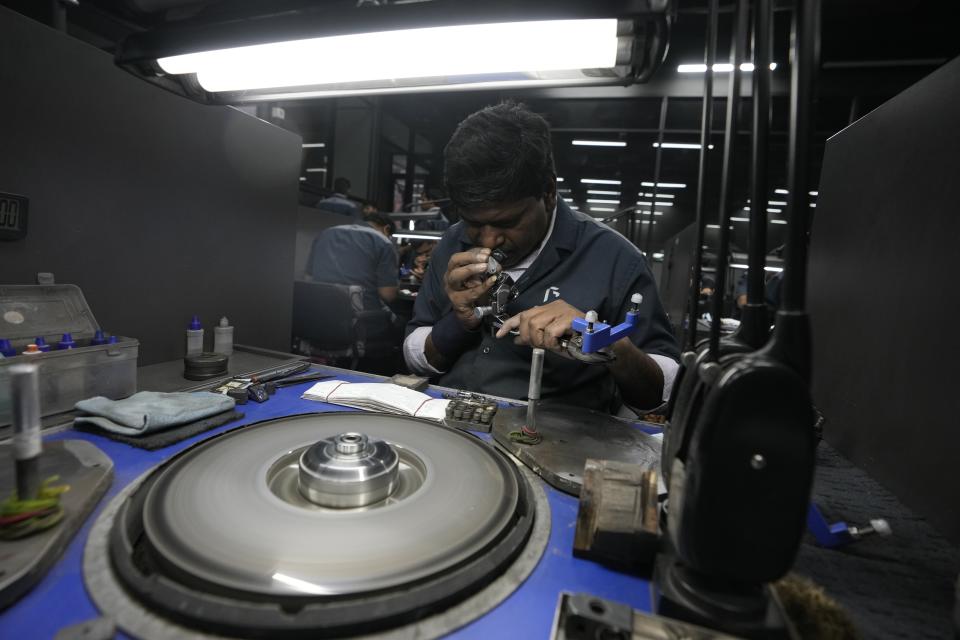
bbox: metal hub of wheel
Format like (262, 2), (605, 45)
(101, 412), (541, 638)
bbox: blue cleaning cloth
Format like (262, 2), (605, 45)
(74, 391), (235, 436)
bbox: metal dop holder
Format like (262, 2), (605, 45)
(524, 348), (545, 438)
(298, 432), (400, 508)
(10, 363), (42, 500)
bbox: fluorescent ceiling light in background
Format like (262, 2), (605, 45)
(556, 177), (565, 182)
(305, 167), (327, 172)
(677, 62), (778, 73)
(640, 192), (674, 198)
(581, 178), (622, 185)
(301, 142), (325, 148)
(652, 252), (664, 259)
(730, 264), (784, 272)
(770, 219), (787, 224)
(641, 220), (658, 225)
(767, 200), (787, 206)
(774, 188), (789, 194)
(636, 201), (673, 207)
(641, 181), (686, 188)
(158, 19), (620, 93)
(731, 217), (750, 222)
(563, 197), (575, 203)
(590, 207), (616, 212)
(572, 140), (627, 147)
(653, 142), (714, 149)
(588, 199), (620, 204)
(587, 190), (620, 196)
(393, 232), (444, 241)
(809, 191), (818, 196)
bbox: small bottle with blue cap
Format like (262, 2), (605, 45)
(186, 315), (204, 356)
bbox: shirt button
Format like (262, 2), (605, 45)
(482, 346), (491, 354)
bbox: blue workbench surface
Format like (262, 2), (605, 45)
(0, 366), (653, 640)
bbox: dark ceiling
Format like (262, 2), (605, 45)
(4, 0), (957, 255)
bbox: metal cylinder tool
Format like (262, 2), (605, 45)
(510, 348), (545, 445)
(10, 363), (42, 500)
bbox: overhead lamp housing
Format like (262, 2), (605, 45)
(116, 0), (674, 103)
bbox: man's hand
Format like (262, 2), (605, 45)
(444, 247), (498, 330)
(495, 299), (583, 353)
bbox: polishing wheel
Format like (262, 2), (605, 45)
(95, 412), (544, 638)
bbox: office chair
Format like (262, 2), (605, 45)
(291, 281), (398, 370)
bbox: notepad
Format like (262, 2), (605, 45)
(301, 380), (450, 422)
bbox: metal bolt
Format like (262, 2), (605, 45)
(585, 310), (598, 333)
(334, 432), (368, 456)
(850, 519), (892, 539)
(750, 454), (766, 470)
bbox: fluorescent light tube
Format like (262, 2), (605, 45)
(572, 140), (627, 147)
(158, 19), (620, 93)
(590, 207), (616, 212)
(641, 181), (686, 188)
(301, 142), (326, 148)
(731, 217), (750, 222)
(556, 177), (564, 182)
(810, 203), (816, 207)
(677, 62), (778, 73)
(587, 199), (620, 204)
(635, 201), (673, 207)
(732, 264), (783, 272)
(305, 167), (327, 172)
(635, 210), (663, 216)
(581, 178), (622, 185)
(652, 142), (714, 149)
(774, 188), (789, 194)
(809, 190), (818, 196)
(563, 198), (575, 203)
(767, 200), (787, 206)
(640, 192), (674, 198)
(587, 190), (620, 196)
(393, 233), (444, 241)
(640, 220), (658, 224)
(652, 252), (664, 259)
(770, 219), (787, 224)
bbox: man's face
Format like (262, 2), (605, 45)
(459, 188), (556, 268)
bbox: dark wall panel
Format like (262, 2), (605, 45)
(0, 8), (301, 365)
(808, 56), (960, 543)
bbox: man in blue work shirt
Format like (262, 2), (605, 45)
(403, 103), (679, 412)
(316, 177), (362, 219)
(307, 212), (398, 315)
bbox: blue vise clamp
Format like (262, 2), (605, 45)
(563, 293), (643, 364)
(806, 503), (892, 548)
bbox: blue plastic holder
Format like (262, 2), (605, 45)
(0, 339), (15, 357)
(189, 315), (202, 330)
(58, 333), (77, 350)
(34, 336), (51, 352)
(571, 310), (641, 354)
(806, 503), (853, 548)
(89, 329), (108, 346)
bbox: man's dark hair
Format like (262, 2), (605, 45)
(333, 177), (351, 194)
(364, 211), (395, 233)
(444, 102), (555, 213)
